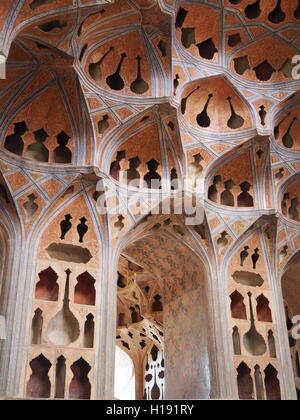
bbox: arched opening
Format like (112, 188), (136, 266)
(282, 251), (300, 398)
(237, 362), (254, 400)
(114, 346), (135, 400)
(115, 222), (212, 400)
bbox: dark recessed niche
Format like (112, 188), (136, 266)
(197, 38), (218, 60)
(98, 115), (110, 135)
(26, 354), (51, 398)
(29, 0), (55, 11)
(232, 271), (264, 287)
(74, 271), (96, 305)
(4, 121), (28, 156)
(25, 128), (49, 163)
(227, 97), (245, 130)
(79, 43), (88, 62)
(106, 53), (127, 91)
(268, 0), (285, 24)
(46, 243), (93, 264)
(0, 184), (9, 204)
(69, 358), (91, 400)
(230, 290), (247, 319)
(53, 131), (72, 164)
(31, 308), (43, 345)
(157, 40), (167, 57)
(228, 33), (242, 47)
(175, 7), (188, 28)
(245, 0), (261, 20)
(84, 314), (95, 348)
(89, 47), (114, 82)
(253, 60), (276, 81)
(35, 266), (59, 301)
(181, 28), (196, 49)
(36, 42), (49, 49)
(234, 56), (250, 75)
(264, 364), (281, 400)
(38, 20), (68, 33)
(77, 217), (88, 243)
(55, 356), (66, 399)
(130, 56), (149, 95)
(237, 362), (254, 400)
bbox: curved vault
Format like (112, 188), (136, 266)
(175, 3), (220, 64)
(179, 77), (254, 133)
(77, 0), (171, 98)
(121, 227), (211, 400)
(0, 37), (92, 166)
(103, 105), (183, 189)
(206, 139), (273, 210)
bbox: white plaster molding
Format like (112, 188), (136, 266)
(0, 53), (6, 79)
(0, 316), (6, 340)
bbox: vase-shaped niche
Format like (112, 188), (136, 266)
(47, 269), (80, 346)
(243, 292), (267, 356)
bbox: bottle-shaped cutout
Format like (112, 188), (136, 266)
(268, 0), (286, 24)
(77, 217), (88, 243)
(240, 246), (250, 267)
(274, 112), (291, 140)
(60, 214), (72, 240)
(196, 93), (213, 128)
(251, 248), (260, 269)
(106, 53), (127, 91)
(282, 117), (297, 149)
(47, 269), (80, 346)
(245, 0), (261, 20)
(23, 193), (38, 222)
(295, 0), (300, 19)
(98, 115), (109, 135)
(181, 86), (200, 115)
(243, 292), (267, 356)
(114, 215), (125, 234)
(151, 366), (160, 400)
(181, 27), (196, 49)
(259, 105), (267, 126)
(227, 97), (245, 129)
(130, 56), (149, 95)
(89, 46), (114, 82)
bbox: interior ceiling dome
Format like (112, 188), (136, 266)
(0, 0), (300, 404)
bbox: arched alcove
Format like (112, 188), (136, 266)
(118, 220), (212, 400)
